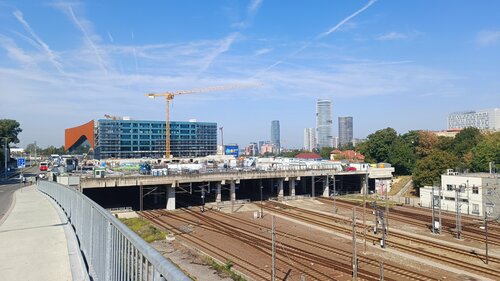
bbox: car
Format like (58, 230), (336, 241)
(39, 162), (49, 171)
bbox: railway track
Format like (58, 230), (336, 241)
(140, 209), (435, 280)
(209, 209), (439, 281)
(319, 197), (500, 246)
(141, 210), (365, 280)
(260, 200), (500, 279)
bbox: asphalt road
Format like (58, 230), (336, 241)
(0, 165), (40, 223)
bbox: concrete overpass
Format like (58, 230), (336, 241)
(77, 167), (394, 210)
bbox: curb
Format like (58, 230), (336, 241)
(0, 186), (18, 226)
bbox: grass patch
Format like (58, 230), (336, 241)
(204, 257), (247, 281)
(389, 176), (412, 196)
(120, 218), (166, 243)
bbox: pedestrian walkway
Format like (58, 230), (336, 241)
(0, 185), (74, 281)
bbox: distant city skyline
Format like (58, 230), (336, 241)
(1, 1), (499, 148)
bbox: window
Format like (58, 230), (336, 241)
(459, 184), (466, 193)
(472, 185), (478, 194)
(447, 184), (453, 191)
(472, 204), (479, 215)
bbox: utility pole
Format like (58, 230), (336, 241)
(201, 185), (206, 213)
(438, 185), (442, 234)
(485, 211), (489, 264)
(3, 137), (8, 181)
(381, 210), (386, 248)
(272, 215), (276, 281)
(431, 185), (435, 234)
(455, 187), (461, 239)
(333, 175), (337, 213)
(363, 173), (367, 253)
(352, 207), (358, 280)
(379, 262), (384, 281)
(260, 179), (264, 218)
(385, 182), (389, 236)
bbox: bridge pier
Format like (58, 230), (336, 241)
(216, 182), (222, 204)
(166, 182), (177, 210)
(322, 176), (329, 197)
(289, 178), (296, 197)
(230, 181), (236, 202)
(277, 179), (284, 200)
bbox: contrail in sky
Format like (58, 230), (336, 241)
(255, 0), (377, 77)
(13, 10), (65, 74)
(68, 6), (108, 74)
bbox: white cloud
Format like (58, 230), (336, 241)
(476, 30), (500, 45)
(0, 35), (36, 66)
(376, 32), (408, 41)
(248, 0), (263, 13)
(254, 48), (272, 56)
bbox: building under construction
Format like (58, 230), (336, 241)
(65, 118), (217, 159)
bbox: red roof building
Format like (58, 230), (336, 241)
(295, 152), (322, 160)
(330, 150), (365, 162)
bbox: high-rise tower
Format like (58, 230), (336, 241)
(338, 117), (353, 147)
(316, 100), (333, 148)
(304, 128), (316, 152)
(271, 120), (280, 153)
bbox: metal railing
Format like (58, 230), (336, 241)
(38, 181), (191, 281)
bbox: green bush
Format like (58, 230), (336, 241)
(120, 218), (166, 243)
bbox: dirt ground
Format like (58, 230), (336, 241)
(151, 238), (233, 281)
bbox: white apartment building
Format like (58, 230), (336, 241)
(448, 108), (500, 131)
(420, 170), (500, 218)
(303, 128), (316, 152)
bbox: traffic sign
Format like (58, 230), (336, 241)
(17, 158), (25, 168)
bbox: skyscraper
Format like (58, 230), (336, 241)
(271, 120), (280, 153)
(303, 128), (316, 152)
(338, 117), (353, 148)
(316, 99), (333, 148)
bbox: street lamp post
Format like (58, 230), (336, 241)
(2, 137), (9, 181)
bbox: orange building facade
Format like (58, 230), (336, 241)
(64, 120), (95, 151)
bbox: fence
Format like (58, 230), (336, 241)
(38, 180), (190, 281)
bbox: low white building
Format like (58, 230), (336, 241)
(420, 170), (500, 217)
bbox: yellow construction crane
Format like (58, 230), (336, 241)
(146, 83), (258, 158)
(104, 114), (121, 120)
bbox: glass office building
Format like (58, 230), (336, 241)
(316, 99), (333, 148)
(94, 119), (217, 159)
(338, 117), (353, 147)
(271, 120), (280, 153)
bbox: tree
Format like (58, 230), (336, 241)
(415, 131), (438, 158)
(451, 127), (483, 157)
(389, 139), (416, 175)
(40, 145), (66, 156)
(278, 149), (304, 158)
(319, 146), (335, 159)
(358, 128), (398, 163)
(0, 119), (22, 144)
(339, 142), (355, 151)
(412, 151), (458, 187)
(470, 132), (500, 172)
(0, 119), (22, 166)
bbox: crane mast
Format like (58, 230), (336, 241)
(146, 83), (258, 158)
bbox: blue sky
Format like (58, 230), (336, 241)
(1, 0), (499, 149)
